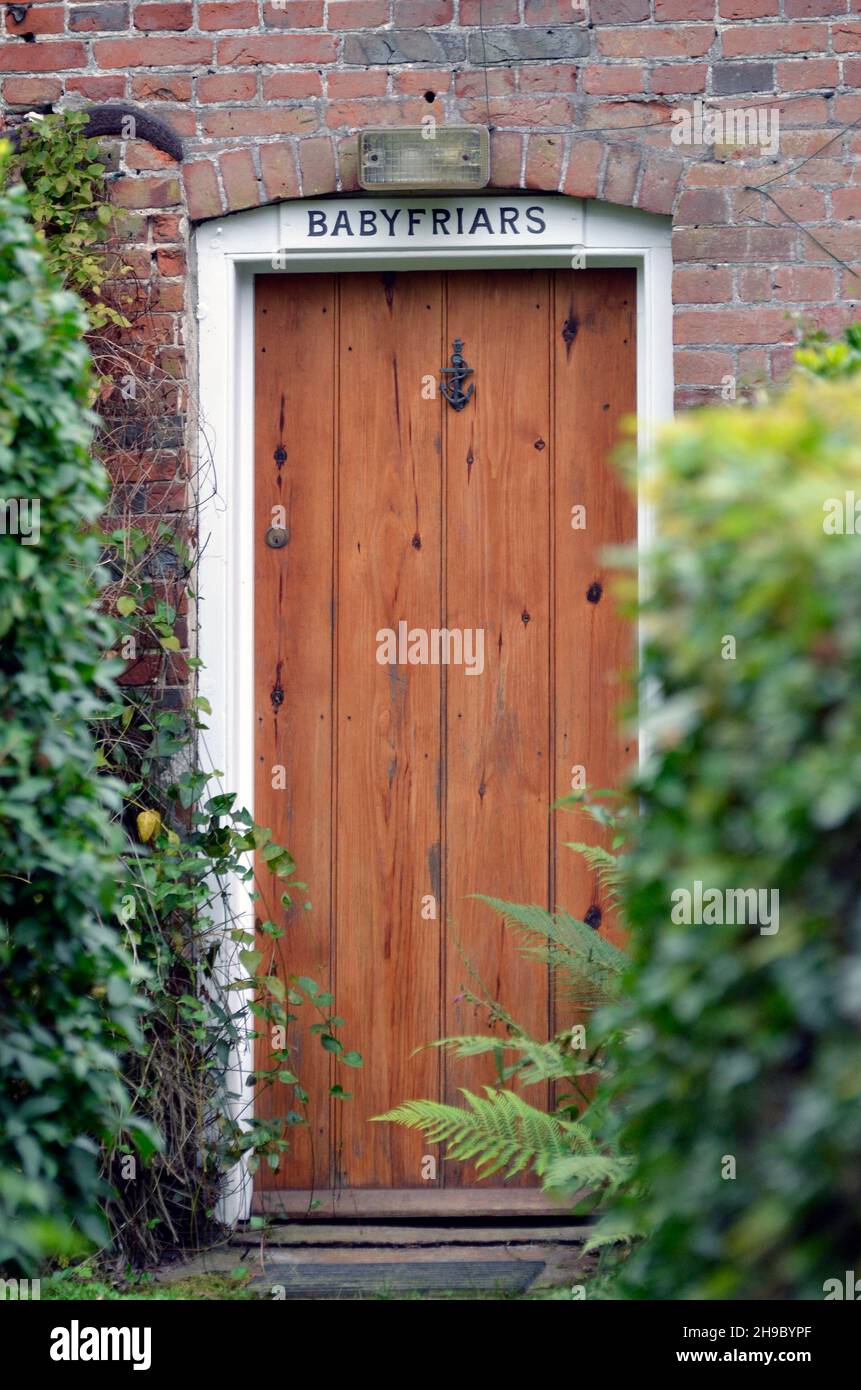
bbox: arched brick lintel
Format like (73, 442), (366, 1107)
(179, 131), (686, 224)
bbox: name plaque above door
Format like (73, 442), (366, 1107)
(276, 196), (585, 262)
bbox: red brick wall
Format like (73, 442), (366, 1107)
(2, 2), (860, 412)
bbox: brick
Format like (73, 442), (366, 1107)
(263, 71), (323, 98)
(151, 213), (182, 240)
(638, 155), (684, 214)
(582, 65), (645, 96)
(183, 159), (223, 219)
(832, 186), (861, 219)
(111, 175), (182, 208)
(298, 135), (336, 196)
(155, 245), (186, 275)
(656, 0), (712, 15)
(775, 58), (839, 89)
(462, 95), (570, 127)
(325, 97), (413, 127)
(0, 42), (86, 71)
(219, 148), (259, 210)
(454, 68), (515, 98)
(673, 266), (733, 303)
(677, 188), (731, 224)
(132, 73), (192, 100)
(563, 137), (603, 197)
(672, 225), (796, 260)
(785, 0), (845, 12)
(518, 65), (578, 93)
(674, 307), (796, 345)
(722, 23), (828, 56)
(774, 93), (829, 124)
(590, 0), (649, 18)
(2, 76), (62, 105)
(737, 346), (769, 381)
(584, 100), (672, 130)
(133, 2), (193, 28)
(69, 4), (129, 31)
(392, 0), (453, 19)
(396, 69), (452, 94)
(126, 140), (179, 169)
(68, 79), (128, 107)
(597, 27), (714, 58)
(259, 141), (300, 200)
(813, 222), (861, 262)
(833, 22), (861, 51)
(330, 69), (389, 97)
(327, 0), (389, 25)
(202, 107), (315, 136)
(261, 0), (324, 25)
(772, 265), (835, 299)
(219, 34), (337, 63)
(344, 31), (466, 64)
(467, 27), (588, 63)
(712, 62), (775, 94)
(835, 86), (861, 121)
(719, 0), (778, 14)
(525, 133), (563, 190)
(198, 0), (258, 26)
(489, 130), (522, 186)
(198, 72), (257, 101)
(6, 4), (64, 34)
(650, 63), (707, 94)
(604, 144), (641, 205)
(735, 266), (772, 300)
(336, 132), (359, 191)
(748, 186), (827, 221)
(522, 0), (587, 20)
(95, 38), (212, 65)
(675, 349), (736, 385)
(460, 0), (517, 20)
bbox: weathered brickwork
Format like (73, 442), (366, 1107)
(2, 3), (860, 409)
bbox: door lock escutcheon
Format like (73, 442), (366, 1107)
(264, 526), (289, 549)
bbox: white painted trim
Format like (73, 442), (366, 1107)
(193, 195), (673, 1227)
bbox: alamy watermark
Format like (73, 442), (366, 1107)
(376, 621), (485, 676)
(671, 98), (780, 159)
(671, 881), (779, 935)
(0, 497), (40, 545)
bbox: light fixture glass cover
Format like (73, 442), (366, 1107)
(358, 127), (490, 191)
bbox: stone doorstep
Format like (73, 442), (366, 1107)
(231, 1222), (594, 1247)
(157, 1232), (590, 1294)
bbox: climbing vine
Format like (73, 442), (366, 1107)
(9, 111), (360, 1265)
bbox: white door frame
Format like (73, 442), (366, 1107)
(192, 194), (673, 1226)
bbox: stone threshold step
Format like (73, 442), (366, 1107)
(231, 1222), (592, 1248)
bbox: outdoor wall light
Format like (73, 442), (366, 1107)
(358, 127), (490, 192)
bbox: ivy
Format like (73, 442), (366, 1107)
(0, 151), (156, 1273)
(8, 113), (361, 1267)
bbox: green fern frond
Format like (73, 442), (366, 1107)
(472, 895), (627, 1005)
(422, 1033), (575, 1085)
(373, 1088), (576, 1182)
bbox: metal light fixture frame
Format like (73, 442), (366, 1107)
(357, 126), (491, 193)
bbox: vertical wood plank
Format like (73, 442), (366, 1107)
(253, 274), (336, 1191)
(552, 268), (637, 1031)
(334, 272), (444, 1188)
(443, 270), (553, 1186)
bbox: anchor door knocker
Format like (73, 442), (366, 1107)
(440, 339), (475, 412)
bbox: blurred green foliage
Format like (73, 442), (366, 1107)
(597, 353), (861, 1298)
(0, 158), (155, 1272)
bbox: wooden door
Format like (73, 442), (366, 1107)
(252, 267), (636, 1217)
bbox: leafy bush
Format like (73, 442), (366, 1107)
(2, 114), (362, 1263)
(0, 159), (150, 1272)
(597, 369), (861, 1298)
